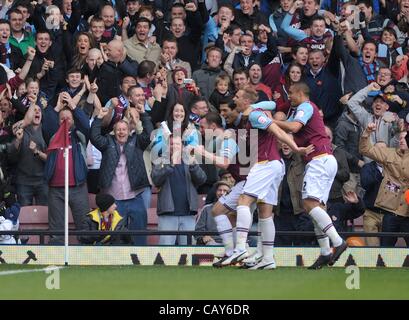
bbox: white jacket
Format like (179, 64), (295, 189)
(0, 216), (18, 244)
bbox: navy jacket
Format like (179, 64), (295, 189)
(360, 161), (383, 209)
(305, 66), (343, 127)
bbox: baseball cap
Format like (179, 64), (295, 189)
(373, 93), (388, 103)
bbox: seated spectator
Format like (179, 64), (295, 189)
(195, 181), (232, 246)
(359, 122), (409, 247)
(0, 187), (20, 245)
(79, 193), (131, 245)
(151, 135), (207, 245)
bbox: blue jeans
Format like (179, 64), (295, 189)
(16, 183), (48, 206)
(158, 215), (196, 245)
(116, 194), (147, 246)
(141, 187), (152, 212)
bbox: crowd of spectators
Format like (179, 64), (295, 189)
(0, 0), (408, 247)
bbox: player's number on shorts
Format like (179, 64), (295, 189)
(303, 181), (306, 192)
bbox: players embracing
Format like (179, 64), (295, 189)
(273, 82), (348, 269)
(203, 87), (314, 270)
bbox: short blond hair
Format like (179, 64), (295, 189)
(241, 87), (258, 104)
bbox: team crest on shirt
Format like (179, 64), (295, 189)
(257, 116), (267, 124)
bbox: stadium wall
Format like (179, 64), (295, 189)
(0, 246), (408, 267)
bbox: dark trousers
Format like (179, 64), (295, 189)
(87, 169), (100, 194)
(16, 183), (48, 206)
(381, 213), (409, 247)
(274, 213), (315, 246)
(48, 183), (90, 244)
(116, 193), (147, 246)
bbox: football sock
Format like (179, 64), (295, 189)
(256, 222), (262, 257)
(236, 205), (252, 252)
(259, 216), (275, 262)
(214, 215), (234, 256)
(309, 206), (343, 248)
(312, 220), (331, 256)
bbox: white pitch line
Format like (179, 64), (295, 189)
(0, 266), (64, 276)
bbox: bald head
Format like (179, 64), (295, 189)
(107, 40), (124, 63)
(101, 5), (115, 28)
(86, 48), (103, 70)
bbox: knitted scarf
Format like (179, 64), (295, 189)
(358, 56), (379, 84)
(112, 94), (128, 124)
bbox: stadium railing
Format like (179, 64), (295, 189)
(0, 230), (408, 246)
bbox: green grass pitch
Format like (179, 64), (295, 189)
(0, 265), (408, 299)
